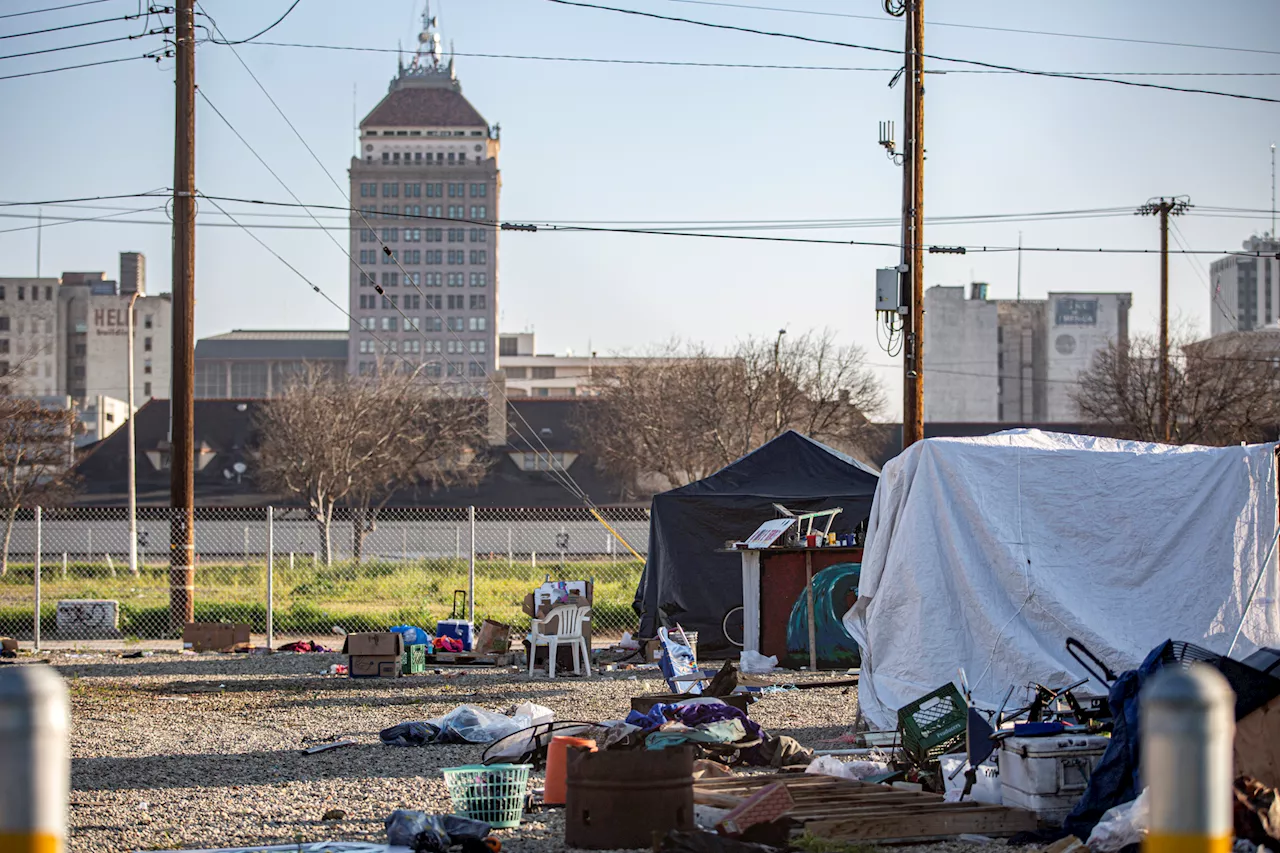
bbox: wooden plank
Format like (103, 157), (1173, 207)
(807, 806), (1038, 842)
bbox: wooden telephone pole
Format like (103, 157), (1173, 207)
(900, 0), (925, 448)
(170, 0), (196, 630)
(1137, 196), (1191, 443)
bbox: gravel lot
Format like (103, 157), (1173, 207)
(36, 650), (863, 853)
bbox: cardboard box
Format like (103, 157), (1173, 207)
(183, 622), (251, 652)
(342, 631), (405, 679)
(475, 619), (512, 655)
(645, 631), (698, 663)
(0, 636), (18, 653)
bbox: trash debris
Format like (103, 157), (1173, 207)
(385, 808), (491, 851)
(1086, 788), (1149, 852)
(321, 808), (346, 821)
(1234, 776), (1280, 851)
(382, 705), (546, 746)
(120, 650), (153, 658)
(656, 829), (782, 853)
(716, 781), (794, 837)
(739, 651), (778, 675)
(276, 640), (335, 653)
(326, 664), (348, 675)
(619, 631), (640, 650)
(389, 624), (432, 646)
(805, 754), (891, 782)
(303, 740), (356, 755)
(434, 636), (465, 654)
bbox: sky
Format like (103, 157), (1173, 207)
(1, 0), (1278, 419)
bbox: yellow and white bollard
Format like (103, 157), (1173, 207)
(1142, 664), (1235, 853)
(0, 666), (70, 853)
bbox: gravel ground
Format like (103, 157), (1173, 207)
(33, 650), (868, 853)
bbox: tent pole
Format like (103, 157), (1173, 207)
(806, 550), (818, 671)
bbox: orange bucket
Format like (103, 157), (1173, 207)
(544, 735), (596, 805)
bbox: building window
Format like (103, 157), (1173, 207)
(405, 182), (421, 197)
(381, 295), (398, 309)
(468, 317), (487, 331)
(404, 228), (421, 242)
(469, 183), (487, 198)
(447, 317), (465, 332)
(17, 287), (24, 301)
(360, 182), (376, 197)
(405, 294), (421, 309)
(469, 272), (487, 287)
(426, 361), (443, 378)
(499, 339), (519, 358)
(426, 272), (442, 287)
(381, 317), (394, 331)
(447, 294), (464, 310)
(425, 339), (442, 352)
(405, 339), (421, 354)
(359, 249), (375, 264)
(469, 250), (488, 264)
(448, 228), (465, 243)
(403, 317), (420, 331)
(382, 152), (390, 163)
(447, 272), (464, 287)
(358, 295), (373, 309)
(382, 183), (399, 197)
(426, 250), (443, 265)
(447, 250), (464, 265)
(145, 314), (155, 329)
(360, 228), (375, 242)
(447, 340), (463, 354)
(469, 206), (487, 219)
(505, 366), (526, 378)
(448, 361), (463, 377)
(381, 272), (399, 287)
(0, 317), (7, 332)
(468, 340), (486, 354)
(144, 336), (152, 352)
(469, 295), (486, 310)
(359, 339), (373, 354)
(448, 205), (462, 218)
(405, 250), (422, 264)
(383, 250), (399, 264)
(0, 286), (5, 300)
(360, 272), (376, 287)
(521, 452), (565, 472)
(469, 228), (487, 243)
(425, 317), (443, 332)
(144, 382), (152, 396)
(231, 362), (267, 397)
(359, 317), (375, 330)
(44, 287), (51, 301)
(533, 366), (556, 379)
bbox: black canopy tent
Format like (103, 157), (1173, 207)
(634, 430), (881, 651)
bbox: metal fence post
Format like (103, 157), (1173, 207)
(468, 506), (476, 624)
(266, 506), (274, 649)
(33, 508), (41, 651)
(1142, 665), (1234, 853)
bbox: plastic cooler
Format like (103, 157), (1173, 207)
(997, 733), (1109, 825)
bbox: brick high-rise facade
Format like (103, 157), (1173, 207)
(348, 12), (499, 384)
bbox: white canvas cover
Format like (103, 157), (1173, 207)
(845, 430), (1280, 730)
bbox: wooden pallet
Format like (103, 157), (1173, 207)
(427, 651), (514, 667)
(694, 774), (1038, 844)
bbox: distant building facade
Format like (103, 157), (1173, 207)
(924, 284), (1131, 422)
(1210, 235), (1280, 336)
(0, 277), (60, 397)
(498, 333), (653, 398)
(348, 12), (500, 384)
(194, 330), (348, 398)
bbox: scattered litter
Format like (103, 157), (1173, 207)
(694, 804), (732, 830)
(303, 740), (357, 755)
(738, 651), (778, 675)
(327, 664), (348, 675)
(156, 696), (190, 702)
(805, 755), (891, 782)
(434, 636), (465, 653)
(138, 801), (149, 811)
(322, 808), (347, 821)
(120, 650), (154, 658)
(618, 631), (640, 650)
(382, 705), (549, 746)
(956, 833), (996, 844)
(385, 809), (491, 850)
(277, 640), (335, 653)
(1234, 777), (1280, 851)
(1087, 788), (1149, 852)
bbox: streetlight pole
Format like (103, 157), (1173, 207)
(773, 328), (786, 433)
(127, 292), (139, 576)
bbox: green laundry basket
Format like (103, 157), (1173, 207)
(441, 763), (531, 829)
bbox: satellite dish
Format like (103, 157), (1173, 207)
(232, 462), (247, 474)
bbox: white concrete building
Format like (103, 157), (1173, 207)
(0, 277), (61, 397)
(498, 333), (666, 397)
(924, 283), (1131, 423)
(1210, 235), (1280, 336)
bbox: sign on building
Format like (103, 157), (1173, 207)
(1054, 297), (1098, 326)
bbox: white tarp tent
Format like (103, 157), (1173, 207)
(845, 430), (1280, 730)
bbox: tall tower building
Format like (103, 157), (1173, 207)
(348, 9), (500, 384)
(1209, 235), (1280, 336)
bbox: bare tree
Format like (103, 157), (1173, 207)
(578, 330), (886, 495)
(0, 386), (80, 575)
(1072, 331), (1280, 445)
(254, 365), (487, 564)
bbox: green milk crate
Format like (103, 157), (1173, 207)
(402, 643), (427, 675)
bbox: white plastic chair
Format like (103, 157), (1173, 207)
(528, 604), (592, 679)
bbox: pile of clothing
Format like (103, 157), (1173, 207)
(619, 699), (812, 768)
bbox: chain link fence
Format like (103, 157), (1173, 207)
(0, 506), (649, 646)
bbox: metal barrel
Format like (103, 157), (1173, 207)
(0, 666), (70, 853)
(1142, 665), (1235, 853)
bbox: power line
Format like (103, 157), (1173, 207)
(662, 0), (1280, 58)
(542, 0), (1280, 105)
(200, 0), (302, 45)
(0, 10), (148, 40)
(0, 32), (168, 62)
(0, 0), (114, 20)
(243, 40), (1280, 78)
(0, 204), (167, 235)
(0, 53), (160, 81)
(0, 190), (169, 208)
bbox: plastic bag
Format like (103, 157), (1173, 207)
(1087, 788), (1149, 853)
(385, 809), (491, 851)
(428, 705), (524, 744)
(739, 651), (779, 674)
(805, 754), (891, 781)
(389, 625), (431, 646)
(510, 702), (555, 728)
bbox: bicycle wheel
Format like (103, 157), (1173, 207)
(722, 605), (745, 648)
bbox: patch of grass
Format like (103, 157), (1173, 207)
(792, 834), (880, 853)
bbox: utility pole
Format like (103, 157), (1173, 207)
(899, 0), (925, 448)
(1137, 196), (1191, 444)
(35, 209), (42, 277)
(170, 0), (196, 630)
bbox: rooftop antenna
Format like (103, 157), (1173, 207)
(351, 83), (357, 157)
(35, 207), (42, 277)
(1016, 231), (1023, 302)
(1271, 142), (1276, 238)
